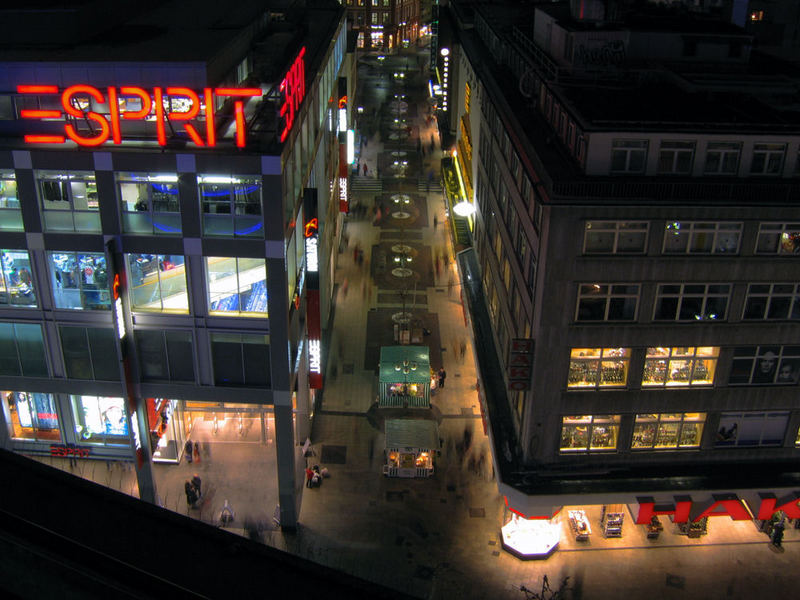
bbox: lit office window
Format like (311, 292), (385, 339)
(0, 249), (37, 307)
(37, 171), (100, 232)
(48, 252), (110, 310)
(210, 332), (270, 387)
(567, 348), (630, 389)
(198, 175), (263, 237)
(0, 171), (22, 231)
(632, 413), (705, 449)
(560, 415), (620, 452)
(715, 412), (788, 448)
(206, 257), (267, 316)
(728, 346), (800, 386)
(126, 254), (188, 313)
(118, 172), (181, 235)
(3, 391), (61, 442)
(71, 395), (129, 446)
(642, 346), (718, 387)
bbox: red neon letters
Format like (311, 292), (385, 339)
(18, 84), (262, 148)
(279, 47), (307, 142)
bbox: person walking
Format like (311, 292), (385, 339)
(433, 214), (438, 230)
(438, 367), (447, 389)
(191, 473), (202, 497)
(193, 441), (201, 463)
(460, 339), (467, 362)
(185, 480), (198, 508)
(184, 439), (193, 463)
(305, 466), (314, 488)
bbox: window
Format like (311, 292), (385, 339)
(198, 175), (263, 237)
(715, 412), (788, 447)
(610, 140), (648, 174)
(206, 257), (267, 316)
(663, 221), (741, 254)
(371, 12), (378, 24)
(728, 346), (800, 385)
(126, 254), (188, 313)
(653, 284), (729, 321)
(575, 284), (639, 321)
(3, 391), (61, 442)
(0, 250), (37, 307)
(743, 283), (800, 320)
(37, 170), (100, 232)
(632, 413), (705, 450)
(750, 143), (786, 175)
(583, 221), (648, 254)
(382, 11), (390, 24)
(0, 171), (22, 231)
(136, 330), (195, 382)
(755, 223), (800, 254)
(642, 346), (718, 387)
(210, 332), (270, 387)
(0, 323), (48, 377)
(658, 141), (695, 174)
(704, 142), (740, 175)
(59, 326), (119, 381)
(750, 10), (764, 21)
(48, 252), (110, 310)
(560, 415), (620, 452)
(72, 395), (129, 446)
(118, 172), (181, 235)
(567, 348), (630, 389)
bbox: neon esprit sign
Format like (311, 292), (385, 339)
(17, 84), (262, 148)
(112, 273), (126, 340)
(308, 339), (321, 375)
(304, 217), (319, 273)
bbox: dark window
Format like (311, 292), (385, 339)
(60, 326), (119, 381)
(211, 333), (270, 387)
(0, 322), (48, 376)
(136, 330), (195, 382)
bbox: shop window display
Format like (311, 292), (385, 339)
(755, 223), (800, 255)
(118, 172), (181, 235)
(198, 175), (263, 237)
(3, 391), (61, 442)
(206, 257), (267, 316)
(583, 221), (648, 254)
(560, 415), (620, 452)
(715, 411), (788, 447)
(575, 284), (638, 321)
(0, 171), (22, 231)
(743, 283), (800, 320)
(48, 251), (110, 310)
(632, 413), (705, 449)
(71, 395), (129, 445)
(728, 345), (800, 385)
(0, 249), (37, 307)
(567, 348), (630, 389)
(37, 170), (100, 232)
(653, 283), (729, 321)
(642, 346), (718, 387)
(662, 221), (741, 254)
(126, 253), (188, 313)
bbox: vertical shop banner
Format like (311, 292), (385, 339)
(304, 189), (322, 389)
(338, 141), (349, 213)
(508, 339), (534, 391)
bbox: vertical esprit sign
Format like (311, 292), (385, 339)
(304, 188), (322, 389)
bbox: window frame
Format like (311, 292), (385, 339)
(657, 140), (695, 175)
(642, 346), (719, 388)
(632, 412), (706, 450)
(118, 172), (181, 235)
(715, 411), (789, 448)
(48, 251), (110, 311)
(575, 283), (639, 322)
(205, 256), (268, 317)
(610, 139), (648, 174)
(198, 175), (264, 238)
(126, 253), (189, 314)
(0, 249), (37, 308)
(560, 415), (621, 452)
(749, 142), (786, 175)
(583, 220), (649, 255)
(567, 347), (631, 390)
(662, 221), (742, 255)
(36, 170), (100, 232)
(755, 223), (800, 255)
(728, 345), (800, 386)
(652, 283), (730, 322)
(742, 283), (800, 320)
(704, 142), (741, 175)
(0, 171), (22, 231)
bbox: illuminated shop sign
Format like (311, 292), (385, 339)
(17, 84), (261, 147)
(304, 217), (319, 272)
(112, 273), (126, 340)
(339, 177), (348, 211)
(308, 339), (322, 375)
(280, 47), (307, 142)
(636, 493), (800, 524)
(338, 95), (348, 132)
(50, 444), (91, 458)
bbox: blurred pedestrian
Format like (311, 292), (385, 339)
(193, 441), (201, 463)
(460, 339), (466, 362)
(438, 367), (446, 388)
(305, 466), (314, 488)
(184, 439), (193, 463)
(363, 163), (368, 176)
(185, 480), (198, 507)
(433, 214), (438, 229)
(191, 473), (202, 497)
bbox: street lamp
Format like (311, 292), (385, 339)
(453, 200), (476, 217)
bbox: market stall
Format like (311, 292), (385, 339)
(383, 418), (438, 478)
(378, 346), (433, 408)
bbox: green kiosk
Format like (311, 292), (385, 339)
(378, 346), (434, 408)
